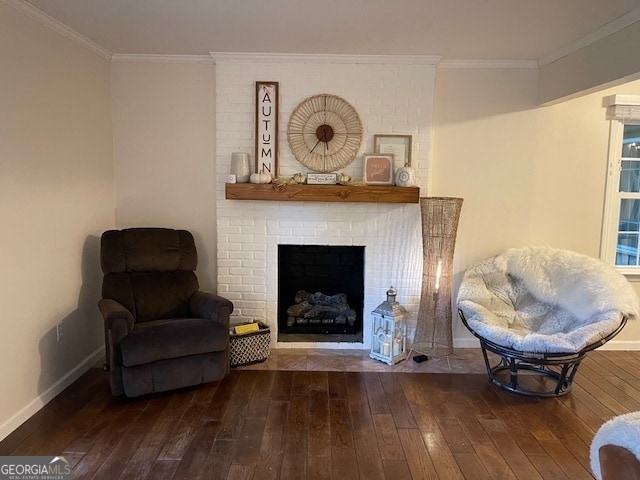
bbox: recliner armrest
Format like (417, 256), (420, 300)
(99, 298), (135, 375)
(190, 291), (233, 328)
(98, 298), (135, 333)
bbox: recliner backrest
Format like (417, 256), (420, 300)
(101, 228), (199, 322)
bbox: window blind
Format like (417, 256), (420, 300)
(607, 95), (640, 120)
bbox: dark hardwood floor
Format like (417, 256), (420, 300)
(1, 350), (640, 479)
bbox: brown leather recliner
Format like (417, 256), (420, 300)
(98, 227), (233, 397)
(599, 445), (640, 479)
(591, 411), (640, 480)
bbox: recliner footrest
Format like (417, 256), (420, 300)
(120, 318), (227, 367)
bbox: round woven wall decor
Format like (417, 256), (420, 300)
(287, 94), (363, 173)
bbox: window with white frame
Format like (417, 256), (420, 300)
(601, 95), (640, 273)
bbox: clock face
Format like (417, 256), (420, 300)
(287, 94), (363, 173)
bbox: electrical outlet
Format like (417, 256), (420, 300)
(56, 322), (64, 341)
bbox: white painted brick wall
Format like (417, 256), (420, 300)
(215, 56), (436, 350)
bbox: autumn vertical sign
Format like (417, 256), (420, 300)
(255, 82), (279, 177)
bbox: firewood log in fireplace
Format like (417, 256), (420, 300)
(287, 290), (356, 328)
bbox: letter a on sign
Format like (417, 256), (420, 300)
(255, 82), (279, 176)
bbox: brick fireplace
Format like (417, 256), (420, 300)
(213, 53), (437, 349)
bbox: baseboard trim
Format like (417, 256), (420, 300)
(453, 338), (483, 349)
(274, 338), (640, 351)
(0, 346), (105, 442)
(597, 340), (640, 350)
(453, 338), (640, 350)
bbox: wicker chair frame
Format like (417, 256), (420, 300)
(459, 310), (628, 397)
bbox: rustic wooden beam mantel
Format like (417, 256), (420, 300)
(225, 183), (420, 203)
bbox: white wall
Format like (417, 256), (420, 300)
(111, 60), (218, 290)
(0, 2), (114, 439)
(433, 67), (640, 345)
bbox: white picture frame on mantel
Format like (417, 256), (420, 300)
(374, 134), (412, 169)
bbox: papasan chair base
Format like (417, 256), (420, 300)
(460, 310), (627, 397)
(457, 246), (638, 397)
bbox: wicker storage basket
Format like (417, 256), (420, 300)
(229, 323), (271, 367)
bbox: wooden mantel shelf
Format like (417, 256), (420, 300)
(225, 183), (420, 203)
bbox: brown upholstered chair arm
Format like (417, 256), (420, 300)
(190, 292), (233, 328)
(98, 298), (135, 332)
(600, 444), (640, 480)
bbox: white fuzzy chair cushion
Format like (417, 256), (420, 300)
(590, 411), (640, 480)
(457, 246), (639, 353)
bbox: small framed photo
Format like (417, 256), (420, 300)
(363, 153), (394, 185)
(374, 134), (412, 168)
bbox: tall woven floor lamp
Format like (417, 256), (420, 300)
(411, 197), (463, 360)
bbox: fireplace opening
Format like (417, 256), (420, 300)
(278, 245), (365, 343)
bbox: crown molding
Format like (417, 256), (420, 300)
(539, 7), (640, 66)
(111, 54), (214, 64)
(210, 52), (442, 65)
(438, 59), (538, 69)
(3, 0), (112, 60)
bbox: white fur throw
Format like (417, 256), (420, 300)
(457, 246), (640, 353)
(590, 411), (640, 480)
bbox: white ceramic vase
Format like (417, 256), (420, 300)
(230, 152), (251, 183)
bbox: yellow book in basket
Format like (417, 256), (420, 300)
(234, 322), (260, 335)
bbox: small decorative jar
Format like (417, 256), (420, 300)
(370, 287), (408, 365)
(395, 163), (415, 187)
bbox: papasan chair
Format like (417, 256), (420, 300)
(457, 246), (639, 396)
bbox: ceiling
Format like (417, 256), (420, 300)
(21, 0), (640, 62)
